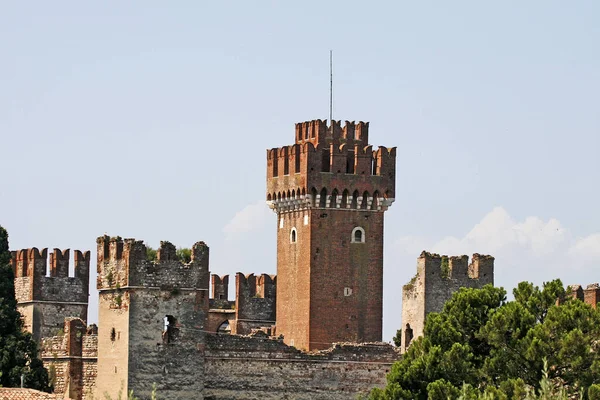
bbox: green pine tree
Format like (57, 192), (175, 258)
(0, 225), (50, 391)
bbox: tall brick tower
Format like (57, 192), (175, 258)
(266, 119), (396, 350)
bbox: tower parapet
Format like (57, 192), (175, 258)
(96, 236), (209, 291)
(11, 247), (90, 341)
(266, 120), (396, 214)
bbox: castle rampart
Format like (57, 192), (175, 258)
(401, 251), (494, 352)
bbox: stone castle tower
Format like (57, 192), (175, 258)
(11, 247), (90, 342)
(401, 252), (494, 352)
(95, 236), (210, 399)
(266, 119), (396, 350)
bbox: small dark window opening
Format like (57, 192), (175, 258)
(346, 150), (355, 173)
(322, 149), (331, 172)
(354, 230), (363, 243)
(405, 324), (414, 349)
(295, 146), (301, 173)
(163, 315), (179, 344)
(110, 327), (116, 342)
(284, 154), (289, 175)
(291, 229), (297, 243)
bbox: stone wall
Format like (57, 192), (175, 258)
(401, 251), (494, 352)
(40, 319), (97, 400)
(204, 334), (399, 400)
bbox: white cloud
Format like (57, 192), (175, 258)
(222, 200), (272, 238)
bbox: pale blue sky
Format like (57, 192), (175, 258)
(2, 1), (599, 341)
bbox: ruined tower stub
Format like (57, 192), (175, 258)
(95, 236), (210, 400)
(266, 120), (396, 350)
(10, 247), (90, 342)
(401, 251), (494, 353)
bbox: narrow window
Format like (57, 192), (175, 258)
(351, 227), (365, 243)
(110, 327), (116, 342)
(322, 148), (331, 172)
(290, 228), (297, 243)
(346, 150), (355, 173)
(163, 315), (179, 344)
(405, 324), (414, 349)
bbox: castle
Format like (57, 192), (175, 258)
(8, 120), (400, 400)
(15, 119), (598, 399)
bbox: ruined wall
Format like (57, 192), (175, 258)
(96, 236), (209, 400)
(203, 334), (399, 400)
(401, 252), (494, 352)
(11, 248), (90, 342)
(40, 319), (97, 400)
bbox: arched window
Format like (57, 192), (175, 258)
(351, 227), (365, 243)
(290, 227), (297, 243)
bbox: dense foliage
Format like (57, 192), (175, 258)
(0, 225), (50, 391)
(371, 281), (600, 399)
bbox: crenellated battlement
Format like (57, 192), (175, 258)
(96, 235), (209, 291)
(401, 251), (495, 353)
(232, 273), (277, 335)
(11, 247), (91, 303)
(235, 273), (277, 300)
(568, 283), (600, 309)
(266, 120), (396, 214)
(293, 119), (370, 147)
(413, 251), (494, 285)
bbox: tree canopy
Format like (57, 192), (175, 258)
(0, 225), (49, 391)
(371, 281), (600, 399)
